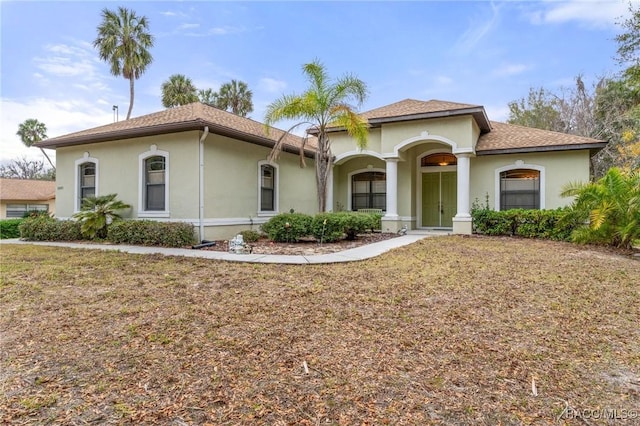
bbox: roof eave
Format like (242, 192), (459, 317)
(476, 142), (608, 155)
(367, 106), (491, 132)
(37, 120), (315, 158)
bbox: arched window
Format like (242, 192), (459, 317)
(352, 171), (386, 211)
(258, 161), (278, 214)
(421, 153), (457, 167)
(75, 154), (99, 212)
(500, 169), (540, 210)
(144, 156), (166, 211)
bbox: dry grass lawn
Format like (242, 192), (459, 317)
(1, 236), (639, 425)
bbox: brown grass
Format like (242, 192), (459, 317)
(1, 236), (639, 425)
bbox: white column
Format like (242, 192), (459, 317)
(455, 153), (471, 218)
(326, 165), (334, 212)
(384, 159), (399, 218)
(453, 153), (472, 234)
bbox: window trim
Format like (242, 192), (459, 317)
(494, 162), (545, 211)
(74, 154), (99, 213)
(138, 146), (170, 218)
(257, 160), (279, 216)
(347, 168), (386, 211)
(6, 203), (49, 218)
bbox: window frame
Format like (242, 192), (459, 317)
(494, 162), (545, 211)
(348, 168), (387, 212)
(138, 146), (170, 218)
(74, 154), (99, 212)
(257, 160), (278, 216)
(6, 204), (48, 218)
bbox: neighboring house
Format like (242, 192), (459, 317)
(37, 100), (605, 239)
(0, 178), (56, 219)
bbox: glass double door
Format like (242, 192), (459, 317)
(422, 171), (457, 228)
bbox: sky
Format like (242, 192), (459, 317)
(0, 0), (634, 166)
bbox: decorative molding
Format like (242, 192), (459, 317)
(138, 147), (170, 216)
(74, 155), (99, 213)
(334, 149), (385, 165)
(257, 160), (279, 214)
(494, 162), (546, 210)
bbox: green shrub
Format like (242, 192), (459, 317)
(472, 207), (576, 241)
(239, 229), (261, 243)
(0, 219), (23, 239)
(19, 217), (83, 241)
(311, 213), (345, 243)
(107, 220), (196, 247)
(261, 213), (312, 242)
(341, 212), (376, 240)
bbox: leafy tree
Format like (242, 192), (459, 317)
(561, 168), (640, 249)
(94, 6), (154, 120)
(161, 73), (198, 108)
(0, 157), (54, 180)
(264, 60), (369, 212)
(16, 119), (55, 170)
(72, 194), (131, 239)
(507, 87), (564, 132)
(214, 79), (253, 117)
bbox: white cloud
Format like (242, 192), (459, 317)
(0, 98), (113, 164)
(492, 63), (530, 77)
(485, 104), (511, 122)
(530, 0), (629, 28)
(259, 77), (287, 93)
(435, 75), (453, 85)
(177, 23), (200, 30)
(453, 2), (503, 54)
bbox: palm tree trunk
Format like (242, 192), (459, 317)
(40, 148), (56, 171)
(126, 76), (135, 120)
(315, 132), (331, 212)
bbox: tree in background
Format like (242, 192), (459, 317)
(198, 88), (217, 105)
(507, 87), (564, 132)
(16, 119), (55, 170)
(94, 7), (154, 120)
(161, 74), (198, 108)
(213, 80), (254, 117)
(0, 157), (55, 180)
(264, 60), (369, 212)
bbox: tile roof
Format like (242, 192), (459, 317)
(37, 102), (315, 155)
(476, 121), (606, 153)
(0, 178), (56, 201)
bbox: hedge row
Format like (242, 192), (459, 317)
(471, 208), (579, 241)
(0, 219), (23, 239)
(18, 217), (196, 247)
(107, 220), (196, 247)
(261, 212), (382, 243)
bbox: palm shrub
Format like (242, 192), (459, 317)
(73, 194), (131, 239)
(561, 167), (640, 248)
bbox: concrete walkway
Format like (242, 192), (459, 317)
(2, 231), (448, 264)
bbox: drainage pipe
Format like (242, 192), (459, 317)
(199, 126), (209, 241)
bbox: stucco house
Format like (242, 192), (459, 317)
(0, 178), (56, 219)
(37, 99), (605, 239)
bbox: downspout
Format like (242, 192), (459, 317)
(199, 126), (209, 241)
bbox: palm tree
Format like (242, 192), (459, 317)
(73, 194), (131, 239)
(215, 79), (253, 117)
(93, 6), (154, 120)
(161, 74), (198, 108)
(561, 167), (640, 248)
(198, 88), (216, 105)
(264, 60), (369, 212)
(16, 119), (55, 170)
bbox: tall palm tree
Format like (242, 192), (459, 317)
(161, 74), (198, 108)
(215, 79), (253, 117)
(264, 60), (369, 212)
(93, 6), (154, 120)
(16, 118), (55, 170)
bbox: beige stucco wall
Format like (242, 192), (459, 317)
(55, 130), (317, 240)
(470, 150), (592, 210)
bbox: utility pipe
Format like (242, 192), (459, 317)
(199, 126), (209, 241)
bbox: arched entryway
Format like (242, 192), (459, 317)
(418, 152), (458, 228)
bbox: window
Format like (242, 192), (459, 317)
(145, 156), (166, 211)
(6, 204), (48, 218)
(352, 171), (386, 211)
(421, 153), (457, 167)
(79, 162), (96, 207)
(260, 164), (275, 211)
(500, 169), (540, 210)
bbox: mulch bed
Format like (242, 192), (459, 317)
(202, 232), (400, 255)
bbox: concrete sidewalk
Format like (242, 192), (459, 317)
(2, 231), (447, 264)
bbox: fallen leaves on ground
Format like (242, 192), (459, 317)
(1, 236), (638, 425)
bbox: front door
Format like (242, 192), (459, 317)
(422, 171), (457, 227)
